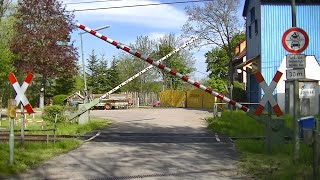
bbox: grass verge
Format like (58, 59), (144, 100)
(0, 118), (110, 176)
(207, 110), (318, 179)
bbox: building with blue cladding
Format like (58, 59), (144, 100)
(241, 0), (320, 110)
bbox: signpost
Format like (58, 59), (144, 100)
(8, 73), (34, 145)
(282, 11), (309, 161)
(254, 71), (283, 153)
(7, 99), (16, 165)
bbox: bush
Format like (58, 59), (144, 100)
(53, 94), (68, 106)
(232, 81), (246, 102)
(42, 105), (66, 123)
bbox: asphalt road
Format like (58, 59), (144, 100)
(13, 108), (246, 180)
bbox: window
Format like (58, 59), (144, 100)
(249, 26), (252, 39)
(255, 20), (258, 34)
(250, 7), (255, 23)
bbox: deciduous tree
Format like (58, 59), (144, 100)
(11, 0), (78, 86)
(183, 0), (242, 101)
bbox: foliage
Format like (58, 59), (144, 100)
(204, 78), (227, 94)
(74, 74), (84, 92)
(205, 48), (229, 79)
(87, 50), (113, 94)
(0, 3), (15, 104)
(108, 58), (121, 91)
(42, 105), (66, 123)
(0, 0), (11, 20)
(116, 36), (158, 92)
(11, 0), (78, 100)
(53, 75), (76, 96)
(183, 0), (243, 92)
(232, 81), (247, 102)
(154, 34), (195, 90)
(52, 94), (68, 106)
(205, 33), (245, 81)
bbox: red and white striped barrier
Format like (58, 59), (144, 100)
(254, 71), (282, 117)
(7, 73), (34, 114)
(100, 37), (197, 100)
(77, 23), (249, 112)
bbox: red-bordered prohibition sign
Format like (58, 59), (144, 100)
(282, 27), (309, 54)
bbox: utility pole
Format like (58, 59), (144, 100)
(79, 25), (110, 103)
(291, 0), (300, 162)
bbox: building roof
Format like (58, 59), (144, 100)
(243, 0), (320, 16)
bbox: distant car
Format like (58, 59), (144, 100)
(152, 101), (160, 107)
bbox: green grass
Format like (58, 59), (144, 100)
(207, 110), (318, 179)
(0, 118), (111, 176)
(0, 139), (82, 176)
(207, 110), (265, 137)
(1, 116), (110, 135)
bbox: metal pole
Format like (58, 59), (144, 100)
(79, 25), (110, 104)
(9, 117), (14, 165)
(267, 102), (272, 153)
(313, 130), (318, 180)
(291, 0), (300, 162)
(80, 33), (88, 103)
(291, 0), (297, 27)
(20, 105), (24, 145)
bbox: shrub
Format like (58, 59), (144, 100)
(53, 94), (68, 106)
(42, 105), (66, 123)
(232, 81), (247, 102)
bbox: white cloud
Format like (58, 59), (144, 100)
(63, 0), (187, 29)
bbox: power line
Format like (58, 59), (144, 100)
(70, 0), (212, 12)
(64, 0), (128, 5)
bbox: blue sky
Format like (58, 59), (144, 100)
(64, 0), (246, 80)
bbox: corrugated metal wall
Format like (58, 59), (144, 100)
(261, 4), (320, 85)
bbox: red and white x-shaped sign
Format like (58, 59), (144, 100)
(8, 73), (34, 114)
(254, 71), (283, 117)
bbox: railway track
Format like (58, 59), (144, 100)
(0, 132), (78, 142)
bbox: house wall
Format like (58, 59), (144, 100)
(261, 3), (320, 85)
(245, 0), (261, 61)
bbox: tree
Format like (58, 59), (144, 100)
(183, 0), (242, 102)
(87, 50), (112, 94)
(108, 57), (121, 91)
(0, 0), (12, 21)
(11, 0), (78, 95)
(53, 75), (76, 95)
(154, 34), (195, 90)
(116, 36), (158, 93)
(0, 2), (15, 105)
(205, 47), (229, 80)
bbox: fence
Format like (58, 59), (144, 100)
(130, 92), (159, 107)
(160, 89), (222, 109)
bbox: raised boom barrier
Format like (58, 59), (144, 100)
(76, 23), (249, 113)
(70, 34), (197, 120)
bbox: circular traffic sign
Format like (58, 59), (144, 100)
(282, 27), (309, 54)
